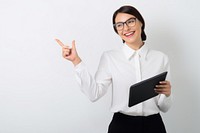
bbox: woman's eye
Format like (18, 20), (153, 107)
(116, 23), (123, 27)
(128, 20), (135, 24)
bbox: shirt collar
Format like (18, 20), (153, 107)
(122, 43), (149, 60)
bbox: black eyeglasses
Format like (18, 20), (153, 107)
(113, 17), (137, 31)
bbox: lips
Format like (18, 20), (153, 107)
(124, 31), (135, 38)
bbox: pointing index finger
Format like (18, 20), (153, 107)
(55, 39), (65, 47)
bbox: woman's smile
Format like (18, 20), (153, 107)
(124, 31), (135, 38)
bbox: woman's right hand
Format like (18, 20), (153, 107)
(55, 39), (81, 66)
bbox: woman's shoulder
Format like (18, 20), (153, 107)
(149, 48), (168, 57)
(148, 48), (169, 62)
(102, 48), (122, 57)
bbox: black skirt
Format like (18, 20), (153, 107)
(108, 113), (166, 133)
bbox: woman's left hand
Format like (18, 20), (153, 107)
(155, 80), (171, 97)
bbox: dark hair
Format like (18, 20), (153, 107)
(112, 5), (147, 43)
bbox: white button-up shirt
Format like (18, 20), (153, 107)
(75, 43), (172, 116)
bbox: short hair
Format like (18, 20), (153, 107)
(112, 5), (147, 43)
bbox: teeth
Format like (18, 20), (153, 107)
(125, 32), (134, 36)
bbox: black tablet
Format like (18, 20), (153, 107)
(128, 71), (168, 107)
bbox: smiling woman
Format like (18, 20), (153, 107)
(56, 5), (172, 133)
(112, 5), (146, 45)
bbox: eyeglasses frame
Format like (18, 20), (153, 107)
(113, 17), (137, 31)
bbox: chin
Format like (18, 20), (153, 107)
(124, 38), (136, 44)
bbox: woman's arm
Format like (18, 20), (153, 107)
(156, 80), (172, 112)
(156, 55), (173, 112)
(56, 39), (112, 102)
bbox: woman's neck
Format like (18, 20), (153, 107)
(126, 41), (144, 50)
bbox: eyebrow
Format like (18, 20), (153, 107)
(115, 17), (136, 24)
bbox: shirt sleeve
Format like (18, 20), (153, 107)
(157, 54), (173, 112)
(158, 94), (173, 112)
(74, 52), (112, 102)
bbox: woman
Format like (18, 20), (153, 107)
(56, 5), (172, 133)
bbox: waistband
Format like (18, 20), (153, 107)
(113, 112), (161, 122)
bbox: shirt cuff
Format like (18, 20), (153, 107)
(74, 61), (86, 73)
(160, 94), (172, 102)
(158, 94), (173, 112)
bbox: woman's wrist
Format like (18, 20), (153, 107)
(72, 57), (81, 66)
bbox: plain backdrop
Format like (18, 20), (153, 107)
(0, 0), (200, 133)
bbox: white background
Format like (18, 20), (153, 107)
(0, 0), (200, 133)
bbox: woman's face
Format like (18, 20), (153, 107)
(115, 13), (143, 45)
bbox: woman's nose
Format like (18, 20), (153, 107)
(123, 23), (130, 31)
